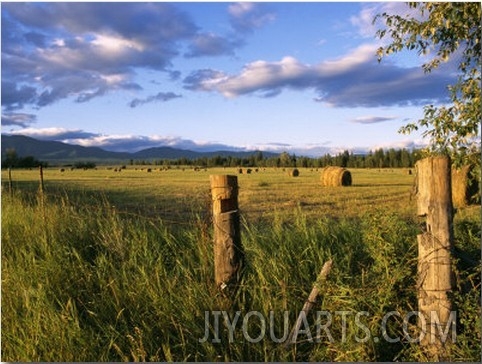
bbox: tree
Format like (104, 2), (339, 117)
(375, 2), (481, 166)
(3, 149), (19, 167)
(2, 149), (46, 168)
(279, 152), (292, 167)
(74, 161), (96, 169)
(401, 148), (412, 168)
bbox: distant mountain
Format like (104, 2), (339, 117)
(1, 135), (132, 162)
(132, 146), (203, 160)
(1, 135), (278, 164)
(132, 146), (277, 160)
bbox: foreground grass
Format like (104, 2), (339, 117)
(1, 187), (480, 361)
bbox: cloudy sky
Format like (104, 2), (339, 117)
(1, 2), (457, 156)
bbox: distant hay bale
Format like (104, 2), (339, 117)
(451, 165), (478, 207)
(289, 168), (300, 177)
(321, 166), (352, 187)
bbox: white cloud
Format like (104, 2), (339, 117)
(372, 138), (428, 151)
(185, 32), (243, 58)
(9, 127), (98, 140)
(91, 33), (145, 54)
(318, 44), (378, 74)
(228, 2), (275, 33)
(228, 2), (255, 17)
(184, 44), (454, 107)
(350, 115), (398, 124)
(221, 56), (310, 97)
(1, 2), (196, 110)
(129, 92), (182, 108)
(350, 2), (417, 40)
(1, 112), (37, 128)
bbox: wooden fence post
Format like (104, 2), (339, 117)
(38, 165), (45, 195)
(209, 175), (243, 293)
(8, 167), (13, 197)
(415, 156), (455, 361)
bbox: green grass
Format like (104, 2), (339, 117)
(1, 167), (480, 361)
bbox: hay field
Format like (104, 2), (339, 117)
(2, 166), (420, 222)
(1, 166), (480, 361)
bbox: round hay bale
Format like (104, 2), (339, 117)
(320, 166), (352, 186)
(451, 165), (478, 207)
(289, 168), (300, 177)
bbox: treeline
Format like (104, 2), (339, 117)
(2, 148), (422, 169)
(132, 148), (422, 169)
(1, 149), (48, 168)
(73, 161), (97, 169)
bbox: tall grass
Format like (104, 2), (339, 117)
(1, 191), (480, 361)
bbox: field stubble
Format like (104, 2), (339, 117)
(3, 166), (419, 222)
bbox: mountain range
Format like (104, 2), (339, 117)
(1, 135), (278, 164)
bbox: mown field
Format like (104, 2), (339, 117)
(1, 166), (480, 361)
(2, 166), (419, 220)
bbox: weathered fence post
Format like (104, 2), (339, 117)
(8, 167), (13, 197)
(209, 175), (243, 293)
(415, 156), (455, 361)
(451, 164), (478, 207)
(38, 165), (45, 195)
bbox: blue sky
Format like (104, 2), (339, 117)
(1, 2), (457, 156)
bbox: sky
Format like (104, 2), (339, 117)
(1, 1), (459, 156)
